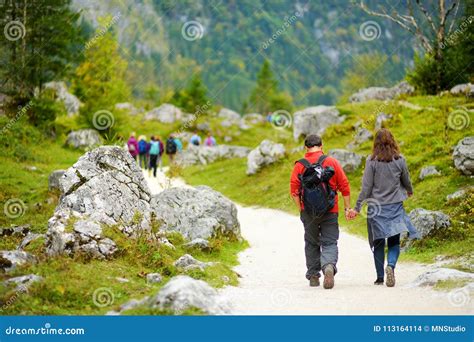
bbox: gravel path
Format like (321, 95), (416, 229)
(144, 169), (473, 315)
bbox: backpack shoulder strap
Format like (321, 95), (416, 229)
(295, 158), (312, 169)
(317, 154), (328, 165)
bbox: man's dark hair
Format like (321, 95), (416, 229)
(304, 134), (322, 148)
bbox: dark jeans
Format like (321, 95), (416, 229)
(149, 154), (158, 177)
(373, 234), (400, 279)
(139, 153), (148, 169)
(300, 210), (339, 279)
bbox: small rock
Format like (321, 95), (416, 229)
(247, 140), (286, 175)
(450, 83), (474, 97)
(184, 238), (210, 251)
(17, 233), (44, 250)
(349, 81), (414, 103)
(408, 208), (450, 239)
(43, 81), (81, 116)
(174, 254), (210, 271)
(453, 137), (474, 175)
(115, 277), (130, 283)
(347, 127), (373, 149)
(0, 251), (36, 273)
(419, 165), (441, 180)
(0, 225), (30, 237)
(66, 129), (102, 149)
(146, 273), (163, 284)
(4, 274), (43, 291)
(221, 275), (230, 284)
(149, 275), (231, 314)
(48, 170), (66, 191)
(446, 186), (473, 201)
(242, 113), (265, 125)
(408, 268), (474, 287)
(375, 112), (393, 130)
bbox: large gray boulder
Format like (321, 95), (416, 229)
(46, 146), (151, 258)
(349, 81), (414, 103)
(66, 129), (102, 149)
(328, 149), (362, 172)
(247, 140), (286, 175)
(0, 251), (36, 272)
(144, 103), (182, 123)
(450, 83), (474, 97)
(148, 275), (231, 314)
(43, 81), (81, 116)
(419, 165), (441, 180)
(408, 208), (450, 239)
(176, 144), (250, 166)
(48, 169), (66, 191)
(408, 268), (474, 287)
(453, 137), (474, 175)
(218, 108), (241, 123)
(150, 186), (240, 241)
(293, 106), (344, 141)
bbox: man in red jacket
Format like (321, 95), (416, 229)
(290, 134), (353, 289)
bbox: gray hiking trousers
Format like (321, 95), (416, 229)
(300, 210), (339, 279)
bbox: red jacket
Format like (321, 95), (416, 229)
(290, 151), (350, 213)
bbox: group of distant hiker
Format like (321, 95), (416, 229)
(126, 131), (217, 176)
(290, 128), (419, 289)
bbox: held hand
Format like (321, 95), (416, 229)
(344, 208), (358, 220)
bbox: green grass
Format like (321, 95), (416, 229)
(181, 95), (474, 264)
(434, 278), (472, 291)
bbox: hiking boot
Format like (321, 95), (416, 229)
(323, 265), (335, 289)
(374, 278), (384, 285)
(385, 266), (395, 287)
(309, 275), (320, 287)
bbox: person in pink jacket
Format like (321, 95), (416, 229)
(127, 132), (139, 160)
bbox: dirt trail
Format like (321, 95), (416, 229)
(144, 169), (473, 315)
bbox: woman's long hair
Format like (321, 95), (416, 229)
(371, 128), (400, 162)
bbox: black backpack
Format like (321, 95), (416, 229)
(296, 155), (336, 217)
(166, 138), (177, 154)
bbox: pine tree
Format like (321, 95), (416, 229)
(171, 74), (209, 113)
(72, 16), (130, 132)
(0, 0), (83, 106)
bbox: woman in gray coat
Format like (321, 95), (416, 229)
(354, 128), (419, 287)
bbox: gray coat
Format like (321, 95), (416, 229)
(355, 156), (413, 212)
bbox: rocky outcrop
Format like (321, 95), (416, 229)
(144, 103), (182, 123)
(148, 276), (231, 314)
(150, 186), (240, 241)
(446, 186), (473, 201)
(247, 140), (286, 175)
(43, 81), (81, 116)
(4, 274), (43, 291)
(347, 127), (373, 150)
(293, 106), (344, 141)
(66, 129), (102, 149)
(0, 251), (36, 272)
(115, 102), (141, 115)
(184, 238), (210, 251)
(48, 170), (66, 191)
(408, 208), (450, 239)
(450, 83), (474, 97)
(453, 137), (474, 175)
(146, 273), (163, 284)
(218, 108), (241, 122)
(46, 146), (152, 258)
(349, 81), (414, 103)
(408, 268), (474, 287)
(374, 112), (392, 130)
(328, 149), (362, 172)
(176, 144), (250, 166)
(419, 166), (441, 180)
